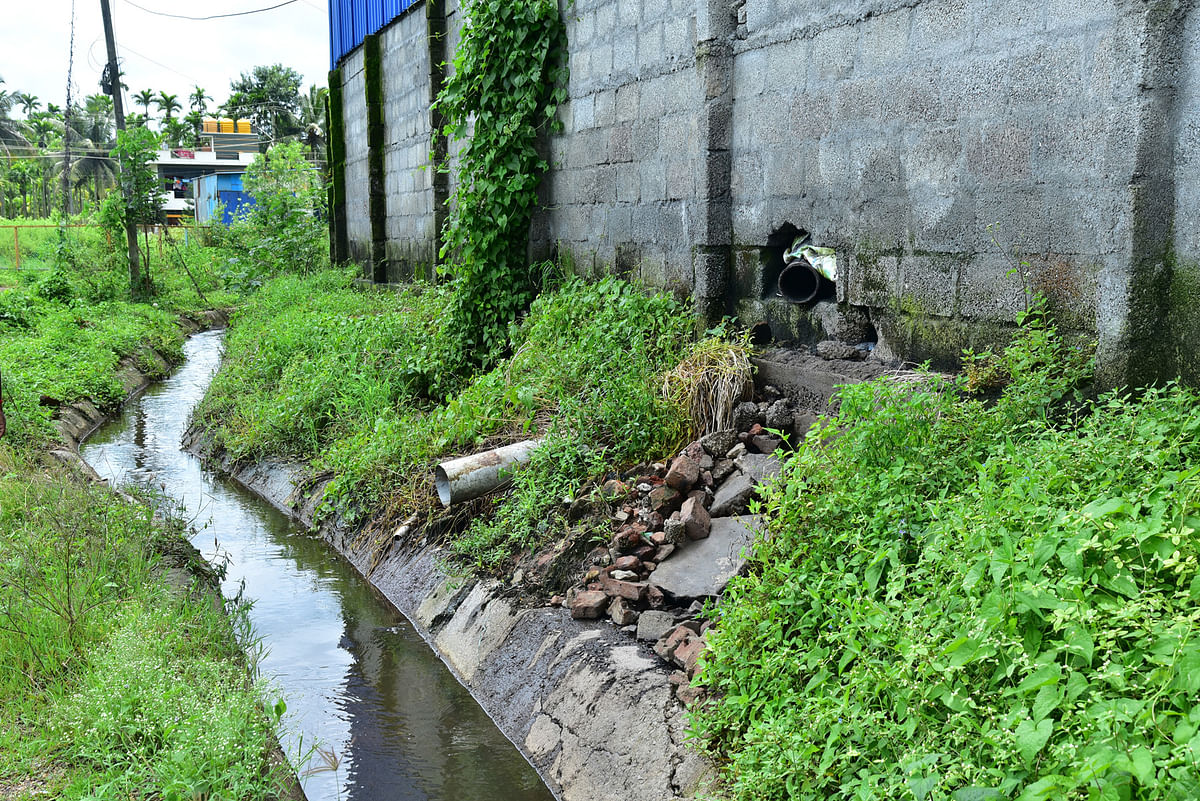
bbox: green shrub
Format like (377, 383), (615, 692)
(35, 269), (74, 303)
(196, 272), (694, 564)
(212, 141), (328, 289)
(692, 312), (1200, 800)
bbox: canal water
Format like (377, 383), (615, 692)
(81, 329), (554, 801)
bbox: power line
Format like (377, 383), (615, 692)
(119, 43), (203, 86)
(121, 0), (302, 21)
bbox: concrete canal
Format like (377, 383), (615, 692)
(81, 329), (555, 801)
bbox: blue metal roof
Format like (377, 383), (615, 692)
(330, 0), (419, 68)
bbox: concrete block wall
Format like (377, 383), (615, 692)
(333, 0), (1200, 385)
(340, 49), (371, 266)
(530, 0), (701, 295)
(729, 0), (1149, 369)
(381, 9), (436, 280)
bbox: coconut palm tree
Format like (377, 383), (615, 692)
(155, 92), (181, 123)
(0, 77), (31, 155)
(134, 89), (156, 122)
(298, 84), (328, 129)
(53, 94), (120, 208)
(13, 92), (39, 118)
(189, 86), (211, 115)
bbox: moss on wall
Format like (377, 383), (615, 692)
(363, 33), (388, 283)
(1169, 256), (1200, 385)
(327, 68), (349, 266)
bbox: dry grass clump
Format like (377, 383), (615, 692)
(662, 336), (754, 439)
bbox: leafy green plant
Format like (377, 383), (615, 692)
(433, 0), (569, 369)
(689, 310), (1200, 800)
(111, 125), (162, 300)
(213, 141), (328, 287)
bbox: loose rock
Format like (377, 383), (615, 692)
(647, 485), (683, 514)
(711, 458), (735, 483)
(662, 518), (686, 545)
(570, 590), (609, 619)
(601, 575), (648, 601)
(749, 433), (783, 454)
(733, 401), (762, 432)
(637, 610), (676, 642)
(709, 472), (754, 517)
(680, 496), (712, 541)
(765, 399), (793, 430)
(664, 455), (700, 492)
(613, 555), (642, 571)
(735, 452), (783, 483)
(608, 597), (639, 626)
(699, 429), (739, 458)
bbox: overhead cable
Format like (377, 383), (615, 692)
(121, 0), (301, 21)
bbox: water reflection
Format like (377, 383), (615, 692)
(82, 330), (553, 801)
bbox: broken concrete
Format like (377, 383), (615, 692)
(709, 472), (754, 517)
(734, 453), (782, 484)
(649, 516), (761, 600)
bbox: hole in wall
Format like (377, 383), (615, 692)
(749, 321), (773, 346)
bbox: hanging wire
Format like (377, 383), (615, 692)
(121, 0), (302, 21)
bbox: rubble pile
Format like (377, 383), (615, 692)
(554, 390), (821, 703)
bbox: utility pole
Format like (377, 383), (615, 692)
(100, 0), (148, 301)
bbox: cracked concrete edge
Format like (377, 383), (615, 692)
(193, 449), (716, 801)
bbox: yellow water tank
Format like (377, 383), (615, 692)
(202, 119), (218, 133)
(237, 120), (251, 134)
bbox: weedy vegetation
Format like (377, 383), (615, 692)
(194, 271), (699, 566)
(0, 139), (322, 798)
(693, 305), (1200, 800)
(0, 450), (292, 800)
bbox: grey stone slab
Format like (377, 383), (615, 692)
(734, 452), (782, 483)
(650, 515), (761, 598)
(709, 472), (753, 517)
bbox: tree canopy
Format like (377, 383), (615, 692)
(225, 64), (303, 146)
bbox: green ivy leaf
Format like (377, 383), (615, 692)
(1014, 718), (1053, 764)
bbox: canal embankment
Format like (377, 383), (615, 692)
(186, 438), (714, 801)
(0, 299), (302, 800)
(90, 328), (558, 801)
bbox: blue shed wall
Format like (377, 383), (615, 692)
(329, 0), (418, 67)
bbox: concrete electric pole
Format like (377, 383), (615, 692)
(99, 0), (148, 300)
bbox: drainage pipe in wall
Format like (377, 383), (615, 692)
(777, 258), (828, 304)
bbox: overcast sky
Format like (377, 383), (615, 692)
(1, 0), (329, 117)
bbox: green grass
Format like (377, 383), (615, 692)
(0, 292), (185, 448)
(693, 311), (1200, 800)
(0, 219), (243, 449)
(195, 269), (695, 566)
(0, 216), (296, 799)
(0, 450), (292, 800)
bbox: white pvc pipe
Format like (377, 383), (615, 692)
(435, 439), (542, 507)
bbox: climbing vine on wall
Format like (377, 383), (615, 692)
(434, 0), (568, 369)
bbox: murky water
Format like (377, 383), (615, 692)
(81, 330), (555, 801)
